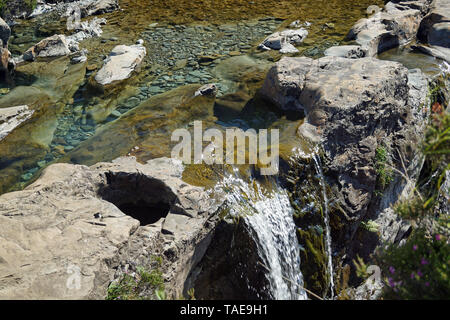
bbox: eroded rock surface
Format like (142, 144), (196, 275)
(0, 156), (222, 299)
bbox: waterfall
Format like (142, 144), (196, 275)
(214, 170), (307, 300)
(312, 154), (335, 299)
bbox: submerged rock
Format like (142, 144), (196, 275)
(0, 156), (223, 299)
(95, 43), (147, 86)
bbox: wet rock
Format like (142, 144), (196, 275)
(0, 18), (13, 80)
(83, 0), (119, 17)
(428, 22), (450, 47)
(0, 47), (13, 80)
(279, 42), (299, 54)
(347, 0), (434, 56)
(324, 45), (366, 58)
(23, 34), (71, 61)
(418, 0), (450, 46)
(0, 18), (10, 48)
(0, 105), (34, 141)
(412, 44), (450, 62)
(259, 28), (308, 52)
(67, 17), (107, 46)
(0, 156), (223, 299)
(194, 83), (217, 97)
(95, 43), (146, 86)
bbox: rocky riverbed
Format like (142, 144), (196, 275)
(0, 0), (448, 300)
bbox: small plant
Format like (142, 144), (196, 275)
(361, 220), (380, 233)
(353, 255), (369, 280)
(106, 265), (165, 300)
(374, 145), (394, 194)
(375, 230), (449, 300)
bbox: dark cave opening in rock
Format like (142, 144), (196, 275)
(98, 171), (177, 226)
(117, 200), (170, 225)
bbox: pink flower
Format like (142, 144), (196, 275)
(417, 270), (423, 277)
(421, 258), (429, 265)
(425, 282), (430, 287)
(410, 272), (415, 279)
(388, 277), (395, 287)
(413, 245), (418, 251)
(435, 234), (441, 241)
(389, 266), (395, 274)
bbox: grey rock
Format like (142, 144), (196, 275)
(261, 56), (429, 265)
(428, 22), (450, 47)
(324, 45), (366, 58)
(194, 83), (218, 97)
(418, 0), (450, 47)
(347, 0), (434, 56)
(412, 44), (450, 62)
(23, 34), (71, 61)
(95, 43), (146, 86)
(0, 156), (223, 299)
(260, 28), (308, 51)
(0, 105), (34, 141)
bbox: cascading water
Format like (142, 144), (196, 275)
(312, 154), (335, 299)
(214, 170), (307, 300)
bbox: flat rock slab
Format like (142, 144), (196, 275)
(0, 105), (33, 141)
(95, 44), (147, 86)
(0, 156), (222, 299)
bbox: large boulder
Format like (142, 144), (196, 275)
(23, 34), (71, 62)
(0, 156), (222, 299)
(95, 43), (147, 86)
(346, 0), (434, 56)
(261, 56), (429, 268)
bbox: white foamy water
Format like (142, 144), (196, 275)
(214, 170), (307, 300)
(312, 154), (335, 299)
